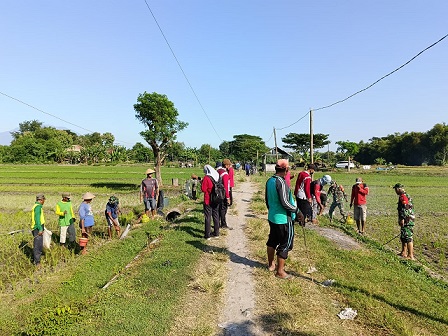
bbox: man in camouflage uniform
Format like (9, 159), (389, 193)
(394, 183), (415, 260)
(328, 181), (348, 223)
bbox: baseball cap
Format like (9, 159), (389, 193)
(356, 177), (363, 184)
(275, 159), (289, 169)
(62, 192), (71, 198)
(36, 193), (46, 201)
(215, 161), (223, 168)
(393, 183), (404, 189)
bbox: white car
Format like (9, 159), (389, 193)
(335, 161), (355, 169)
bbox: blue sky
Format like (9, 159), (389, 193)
(0, 1), (446, 151)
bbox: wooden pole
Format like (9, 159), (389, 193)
(310, 109), (314, 164)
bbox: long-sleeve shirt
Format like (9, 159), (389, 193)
(265, 175), (297, 224)
(31, 202), (45, 232)
(350, 184), (369, 206)
(216, 167), (230, 199)
(55, 201), (75, 227)
(294, 170), (312, 200)
(201, 175), (214, 205)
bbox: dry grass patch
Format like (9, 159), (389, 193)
(168, 243), (228, 336)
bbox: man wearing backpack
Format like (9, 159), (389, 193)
(201, 165), (221, 239)
(216, 161), (232, 230)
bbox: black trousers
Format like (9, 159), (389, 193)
(204, 203), (219, 238)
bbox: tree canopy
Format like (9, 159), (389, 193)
(282, 133), (330, 157)
(134, 92), (188, 185)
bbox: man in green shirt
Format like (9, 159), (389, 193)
(55, 192), (76, 247)
(31, 193), (46, 266)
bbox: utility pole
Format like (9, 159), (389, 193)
(273, 127), (279, 160)
(310, 109), (314, 164)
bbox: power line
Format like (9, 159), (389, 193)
(272, 33), (448, 135)
(143, 0), (222, 142)
(314, 33), (448, 111)
(0, 91), (135, 146)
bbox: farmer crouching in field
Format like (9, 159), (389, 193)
(265, 159), (298, 279)
(79, 192), (95, 255)
(105, 196), (121, 239)
(140, 168), (159, 218)
(31, 193), (46, 267)
(55, 192), (76, 248)
(394, 183), (416, 260)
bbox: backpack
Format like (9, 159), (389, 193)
(210, 175), (226, 205)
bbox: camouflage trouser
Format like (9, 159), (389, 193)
(400, 222), (414, 243)
(328, 201), (346, 219)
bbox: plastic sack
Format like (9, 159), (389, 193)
(43, 228), (52, 249)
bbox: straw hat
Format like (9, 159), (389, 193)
(145, 168), (155, 175)
(82, 192), (95, 200)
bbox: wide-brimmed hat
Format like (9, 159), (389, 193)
(36, 193), (46, 201)
(145, 168), (155, 175)
(62, 192), (71, 198)
(82, 192), (95, 200)
(223, 158), (232, 166)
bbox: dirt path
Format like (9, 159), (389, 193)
(217, 181), (265, 336)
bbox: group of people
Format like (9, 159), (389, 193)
(31, 191), (121, 266)
(264, 159), (416, 279)
(201, 159), (235, 240)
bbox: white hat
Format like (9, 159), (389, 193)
(82, 192), (95, 200)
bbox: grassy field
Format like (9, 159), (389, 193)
(247, 167), (448, 336)
(0, 164), (447, 335)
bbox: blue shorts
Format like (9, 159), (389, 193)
(144, 198), (157, 211)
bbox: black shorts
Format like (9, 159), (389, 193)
(297, 198), (312, 221)
(266, 220), (294, 259)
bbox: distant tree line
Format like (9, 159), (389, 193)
(354, 123), (447, 166)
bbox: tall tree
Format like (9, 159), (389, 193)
(335, 140), (359, 163)
(134, 92), (188, 185)
(282, 133), (330, 158)
(226, 134), (268, 163)
(11, 120), (43, 140)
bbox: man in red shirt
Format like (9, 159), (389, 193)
(294, 163), (315, 226)
(223, 158), (234, 205)
(350, 177), (369, 234)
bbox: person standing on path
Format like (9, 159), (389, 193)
(350, 177), (369, 234)
(31, 193), (46, 266)
(201, 165), (220, 239)
(79, 192), (95, 255)
(393, 183), (416, 260)
(223, 158), (234, 205)
(294, 163), (315, 226)
(265, 159), (298, 279)
(328, 181), (348, 223)
(140, 168), (159, 218)
(216, 161), (232, 230)
(55, 192), (76, 248)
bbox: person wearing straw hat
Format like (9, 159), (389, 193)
(55, 192), (76, 248)
(31, 193), (46, 266)
(140, 168), (159, 218)
(105, 196), (121, 239)
(79, 192), (95, 255)
(393, 183), (416, 260)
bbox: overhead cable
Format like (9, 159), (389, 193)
(143, 0), (222, 142)
(0, 91), (134, 146)
(314, 33), (448, 111)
